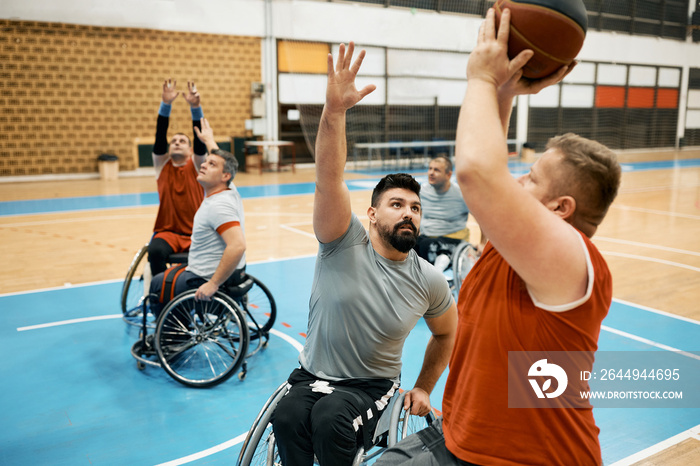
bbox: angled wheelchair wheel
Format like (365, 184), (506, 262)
(237, 275), (276, 341)
(155, 290), (249, 388)
(451, 242), (478, 295)
(121, 244), (150, 327)
(387, 390), (437, 447)
(237, 382), (288, 466)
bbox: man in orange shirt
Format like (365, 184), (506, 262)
(149, 79), (206, 276)
(376, 9), (621, 466)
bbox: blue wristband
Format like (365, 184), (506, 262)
(158, 102), (172, 117)
(190, 106), (204, 121)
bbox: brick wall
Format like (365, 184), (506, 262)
(0, 20), (261, 176)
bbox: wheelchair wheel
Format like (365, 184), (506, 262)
(238, 275), (276, 341)
(387, 390), (436, 446)
(237, 383), (288, 466)
(451, 242), (478, 294)
(121, 244), (150, 327)
(155, 290), (249, 388)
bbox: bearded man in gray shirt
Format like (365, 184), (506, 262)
(270, 42), (458, 466)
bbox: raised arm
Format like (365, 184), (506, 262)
(455, 9), (585, 307)
(184, 81), (207, 168)
(153, 79), (179, 173)
(313, 42), (376, 243)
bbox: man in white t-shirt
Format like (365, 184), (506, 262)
(149, 118), (246, 310)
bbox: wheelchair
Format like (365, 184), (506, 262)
(129, 272), (277, 387)
(448, 241), (479, 296)
(121, 242), (189, 327)
(237, 383), (437, 466)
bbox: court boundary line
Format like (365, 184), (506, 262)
(0, 254), (318, 298)
(609, 424), (700, 466)
(601, 325), (700, 361)
(596, 237), (700, 258)
(612, 204), (700, 220)
(150, 329), (303, 466)
(613, 298), (700, 325)
(600, 250), (700, 273)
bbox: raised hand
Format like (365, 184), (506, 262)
(467, 9), (534, 88)
(193, 117), (217, 152)
(162, 78), (179, 104)
(325, 42), (376, 114)
(183, 81), (201, 107)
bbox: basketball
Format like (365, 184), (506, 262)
(494, 0), (588, 79)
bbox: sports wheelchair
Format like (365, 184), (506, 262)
(121, 243), (190, 327)
(128, 265), (277, 387)
(444, 241), (480, 297)
(237, 383), (436, 466)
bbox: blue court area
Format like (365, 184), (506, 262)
(1, 255), (698, 465)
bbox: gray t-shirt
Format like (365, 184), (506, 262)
(420, 182), (469, 237)
(299, 214), (453, 382)
(186, 186), (246, 279)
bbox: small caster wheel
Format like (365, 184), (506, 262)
(261, 339), (269, 349)
(238, 371), (247, 381)
(137, 361), (145, 371)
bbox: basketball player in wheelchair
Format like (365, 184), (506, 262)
(236, 42), (458, 466)
(414, 155), (484, 293)
(148, 117), (245, 317)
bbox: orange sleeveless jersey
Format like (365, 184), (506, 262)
(443, 233), (612, 466)
(153, 158), (204, 238)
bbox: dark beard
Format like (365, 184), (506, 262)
(380, 219), (418, 253)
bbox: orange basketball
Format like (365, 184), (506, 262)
(494, 0), (588, 79)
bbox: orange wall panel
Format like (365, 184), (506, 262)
(278, 41), (329, 74)
(627, 88), (655, 108)
(595, 86), (625, 108)
(656, 88), (679, 109)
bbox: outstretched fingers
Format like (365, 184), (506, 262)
(344, 41), (355, 71)
(495, 8), (511, 46)
(349, 48), (366, 76)
(335, 42), (346, 73)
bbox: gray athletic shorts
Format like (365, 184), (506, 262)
(374, 416), (479, 466)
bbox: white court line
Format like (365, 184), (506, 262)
(279, 224), (317, 240)
(613, 298), (700, 326)
(270, 328), (304, 352)
(618, 182), (700, 194)
(0, 213), (155, 228)
(600, 251), (700, 273)
(596, 237), (700, 258)
(0, 254), (318, 298)
(609, 424), (700, 466)
(601, 325), (700, 362)
(1, 278), (124, 298)
(17, 314), (123, 331)
(612, 204), (700, 220)
(154, 433), (249, 466)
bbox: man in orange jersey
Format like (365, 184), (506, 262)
(148, 79), (206, 276)
(377, 8), (621, 466)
